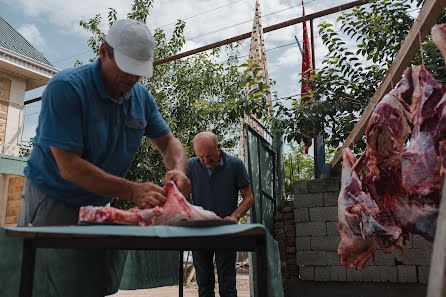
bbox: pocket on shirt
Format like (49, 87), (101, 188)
(126, 118), (147, 153)
(126, 118), (147, 129)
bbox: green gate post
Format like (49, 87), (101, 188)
(272, 119), (285, 209)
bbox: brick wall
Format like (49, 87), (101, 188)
(274, 201), (298, 291)
(0, 76), (11, 145)
(5, 176), (24, 225)
(284, 177), (432, 284)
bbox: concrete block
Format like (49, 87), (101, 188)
(296, 251), (327, 266)
(309, 206), (338, 222)
(315, 266), (330, 281)
(293, 180), (308, 194)
(299, 265), (314, 280)
(294, 208), (309, 223)
(308, 177), (340, 193)
(295, 222), (326, 237)
(397, 265), (417, 283)
(346, 268), (363, 281)
(396, 249), (432, 266)
(417, 266), (430, 284)
(326, 222), (339, 236)
(330, 266), (346, 281)
(373, 250), (396, 265)
(326, 252), (341, 265)
(412, 234), (433, 250)
(294, 193), (324, 208)
(323, 191), (339, 206)
(296, 237), (311, 251)
(310, 236), (340, 251)
(379, 266), (397, 282)
(362, 266), (380, 282)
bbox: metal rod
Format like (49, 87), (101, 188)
(153, 0), (370, 66)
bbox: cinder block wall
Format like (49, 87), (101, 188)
(290, 177), (432, 284)
(274, 200), (298, 290)
(5, 176), (24, 225)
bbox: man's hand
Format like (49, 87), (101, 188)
(224, 215), (239, 223)
(164, 170), (191, 198)
(130, 182), (167, 209)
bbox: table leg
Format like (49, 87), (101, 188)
(19, 239), (36, 297)
(179, 250), (183, 297)
(256, 243), (267, 297)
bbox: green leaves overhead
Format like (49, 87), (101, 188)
(278, 0), (446, 152)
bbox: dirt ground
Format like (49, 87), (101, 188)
(109, 271), (251, 297)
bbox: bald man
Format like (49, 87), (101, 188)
(187, 132), (254, 297)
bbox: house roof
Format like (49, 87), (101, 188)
(0, 16), (58, 91)
(0, 16), (53, 67)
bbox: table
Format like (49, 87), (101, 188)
(4, 224), (269, 297)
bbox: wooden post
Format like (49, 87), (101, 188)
(427, 176), (446, 297)
(330, 0), (446, 169)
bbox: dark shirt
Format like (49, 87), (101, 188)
(187, 150), (250, 218)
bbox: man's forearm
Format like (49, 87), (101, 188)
(231, 187), (254, 221)
(161, 136), (188, 173)
(51, 147), (134, 201)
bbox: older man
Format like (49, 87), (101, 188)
(187, 131), (254, 297)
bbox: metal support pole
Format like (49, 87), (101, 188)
(19, 239), (36, 297)
(179, 250), (184, 297)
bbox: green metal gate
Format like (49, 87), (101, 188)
(244, 120), (282, 233)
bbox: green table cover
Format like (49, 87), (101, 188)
(0, 224), (283, 297)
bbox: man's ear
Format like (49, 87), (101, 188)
(99, 43), (107, 60)
(217, 143), (221, 150)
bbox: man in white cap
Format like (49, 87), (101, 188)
(18, 19), (190, 227)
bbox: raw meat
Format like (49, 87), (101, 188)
(78, 181), (221, 226)
(338, 24), (446, 269)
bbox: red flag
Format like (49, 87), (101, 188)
(301, 0), (313, 154)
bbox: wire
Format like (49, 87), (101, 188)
(187, 0), (317, 41)
(155, 0), (249, 29)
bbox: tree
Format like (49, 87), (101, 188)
(283, 142), (336, 197)
(278, 0), (446, 153)
(78, 0), (271, 208)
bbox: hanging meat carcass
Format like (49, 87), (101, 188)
(78, 181), (222, 226)
(338, 24), (446, 269)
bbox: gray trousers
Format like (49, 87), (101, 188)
(18, 179), (80, 226)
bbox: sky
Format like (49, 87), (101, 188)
(0, 0), (361, 142)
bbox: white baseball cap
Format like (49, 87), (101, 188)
(105, 19), (155, 78)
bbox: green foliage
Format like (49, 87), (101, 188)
(78, 0), (272, 209)
(277, 0), (446, 152)
(283, 143), (336, 196)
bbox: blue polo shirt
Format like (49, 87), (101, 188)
(24, 59), (170, 206)
(186, 150), (250, 218)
